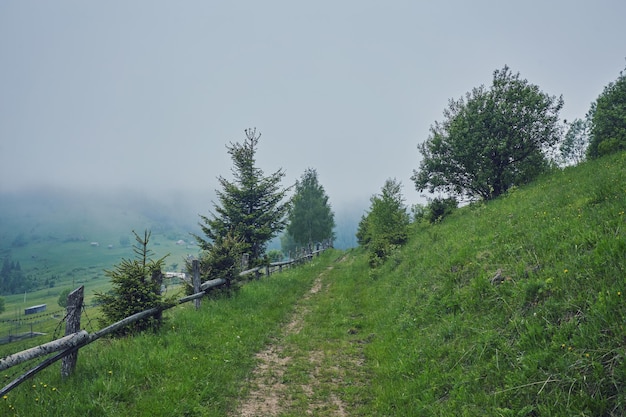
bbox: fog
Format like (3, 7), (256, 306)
(1, 1), (625, 221)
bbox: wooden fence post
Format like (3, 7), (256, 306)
(192, 260), (201, 310)
(61, 285), (84, 378)
(152, 269), (164, 322)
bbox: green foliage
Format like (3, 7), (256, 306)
(0, 296), (4, 314)
(587, 66), (626, 158)
(425, 196), (458, 223)
(94, 230), (169, 336)
(2, 251), (337, 416)
(195, 128), (290, 266)
(186, 231), (245, 298)
(357, 178), (410, 267)
(280, 231), (297, 256)
(266, 249), (284, 263)
(412, 65), (563, 201)
(356, 151), (626, 415)
(287, 168), (335, 247)
(3, 154), (625, 416)
(559, 117), (589, 165)
(0, 256), (32, 295)
(57, 288), (71, 308)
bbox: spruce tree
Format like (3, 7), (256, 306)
(196, 128), (290, 266)
(94, 230), (168, 335)
(286, 168), (335, 248)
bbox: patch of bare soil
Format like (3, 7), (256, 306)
(234, 265), (352, 417)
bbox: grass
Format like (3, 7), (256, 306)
(351, 151), (626, 416)
(1, 251), (337, 416)
(1, 151), (625, 416)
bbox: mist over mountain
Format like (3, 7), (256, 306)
(0, 186), (206, 248)
(0, 185), (361, 256)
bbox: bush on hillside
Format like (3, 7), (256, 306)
(94, 230), (171, 336)
(185, 231), (245, 299)
(358, 179), (410, 268)
(426, 197), (458, 223)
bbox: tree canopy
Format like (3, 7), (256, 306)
(559, 118), (589, 166)
(587, 66), (626, 158)
(412, 66), (563, 201)
(286, 168), (335, 248)
(196, 128), (290, 266)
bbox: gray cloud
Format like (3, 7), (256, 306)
(1, 0), (624, 212)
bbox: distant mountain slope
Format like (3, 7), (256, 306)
(0, 186), (205, 296)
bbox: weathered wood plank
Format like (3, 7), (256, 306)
(61, 285), (84, 378)
(193, 260), (201, 310)
(200, 278), (227, 292)
(0, 330), (88, 372)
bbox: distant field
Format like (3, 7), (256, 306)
(0, 187), (204, 330)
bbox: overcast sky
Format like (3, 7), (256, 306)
(1, 1), (625, 212)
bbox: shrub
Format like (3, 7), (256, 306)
(426, 197), (458, 223)
(94, 230), (170, 336)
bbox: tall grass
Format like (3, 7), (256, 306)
(352, 151), (626, 415)
(2, 152), (625, 416)
(1, 252), (337, 416)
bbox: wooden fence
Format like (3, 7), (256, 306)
(0, 243), (330, 396)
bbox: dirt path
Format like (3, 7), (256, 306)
(234, 263), (354, 416)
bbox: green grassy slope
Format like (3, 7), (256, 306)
(0, 188), (202, 321)
(352, 151), (626, 415)
(1, 152), (624, 416)
(1, 252), (338, 416)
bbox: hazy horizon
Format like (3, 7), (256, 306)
(2, 1), (625, 212)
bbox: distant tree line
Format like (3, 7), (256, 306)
(0, 256), (34, 295)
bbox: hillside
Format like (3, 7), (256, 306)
(353, 151), (626, 415)
(1, 152), (625, 416)
(0, 187), (205, 318)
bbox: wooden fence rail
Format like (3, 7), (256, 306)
(0, 244), (329, 396)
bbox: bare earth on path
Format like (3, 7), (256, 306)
(234, 259), (362, 416)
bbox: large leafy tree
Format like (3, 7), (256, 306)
(412, 66), (563, 201)
(286, 168), (335, 248)
(587, 67), (626, 158)
(196, 128), (290, 266)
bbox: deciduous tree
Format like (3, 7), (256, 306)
(559, 118), (589, 166)
(412, 66), (563, 201)
(587, 66), (626, 158)
(357, 179), (410, 267)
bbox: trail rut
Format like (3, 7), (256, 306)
(234, 261), (354, 417)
